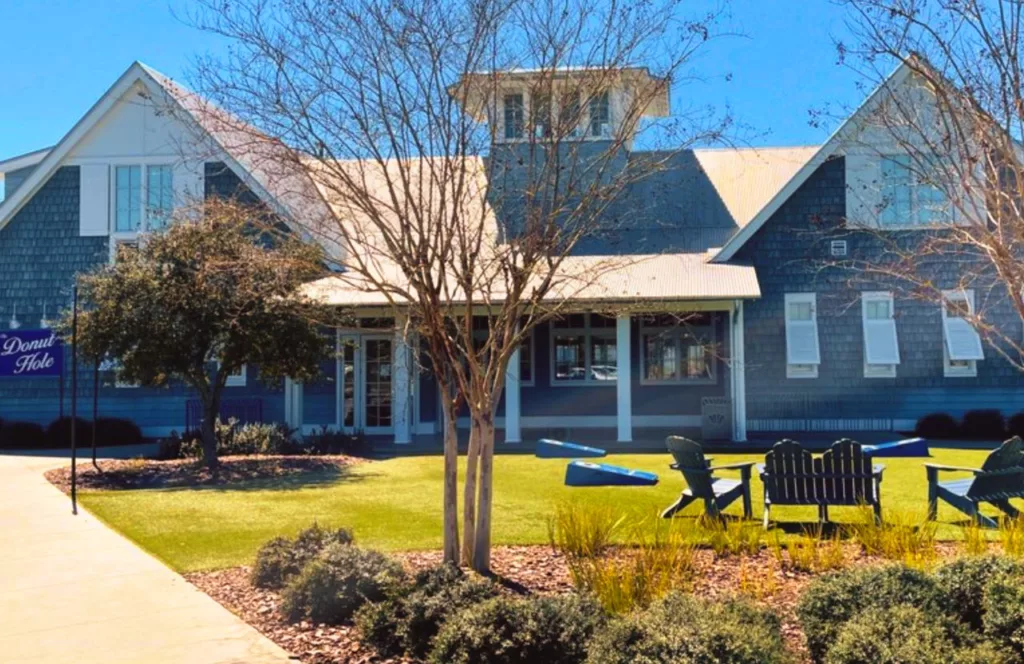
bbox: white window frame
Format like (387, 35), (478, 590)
(110, 161), (175, 241)
(639, 317), (718, 385)
(99, 358), (139, 389)
(942, 289), (982, 377)
(471, 325), (535, 387)
(549, 313), (617, 386)
(496, 88), (612, 144)
(879, 153), (951, 228)
(784, 293), (820, 379)
(225, 363), (247, 387)
(862, 291), (899, 378)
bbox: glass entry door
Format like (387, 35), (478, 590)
(362, 337), (394, 434)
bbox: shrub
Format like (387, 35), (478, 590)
(302, 426), (373, 457)
(983, 571), (1024, 658)
(356, 564), (500, 658)
(181, 419), (295, 459)
(587, 591), (787, 664)
(797, 565), (950, 661)
(45, 416), (93, 448)
(961, 410), (1006, 440)
(280, 543), (405, 625)
(935, 556), (1023, 630)
(429, 593), (603, 664)
(916, 412), (960, 439)
(1008, 413), (1024, 439)
(0, 421), (46, 448)
(94, 417), (143, 445)
(251, 523), (355, 589)
(824, 605), (1006, 664)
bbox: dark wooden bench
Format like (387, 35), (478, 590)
(759, 438), (884, 528)
(661, 436), (753, 520)
(926, 437), (1024, 528)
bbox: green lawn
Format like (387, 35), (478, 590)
(80, 449), (1003, 573)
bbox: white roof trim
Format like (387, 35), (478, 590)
(712, 60), (914, 263)
(0, 62), (298, 234)
(0, 146), (52, 177)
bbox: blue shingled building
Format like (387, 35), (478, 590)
(0, 60), (1018, 446)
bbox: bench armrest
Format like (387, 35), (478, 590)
(924, 463), (981, 474)
(708, 461), (756, 473)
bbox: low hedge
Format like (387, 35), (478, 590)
(251, 523), (355, 590)
(0, 421), (45, 448)
(934, 556), (1023, 630)
(356, 564), (500, 659)
(915, 412), (960, 439)
(1007, 412), (1024, 439)
(982, 571), (1024, 658)
(280, 542), (406, 625)
(961, 410), (1006, 440)
(587, 591), (787, 664)
(429, 593), (604, 664)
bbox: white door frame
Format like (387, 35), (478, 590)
(360, 334), (395, 436)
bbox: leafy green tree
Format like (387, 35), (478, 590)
(65, 199), (338, 467)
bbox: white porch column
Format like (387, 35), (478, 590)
(505, 344), (522, 443)
(334, 329), (343, 430)
(730, 300), (748, 442)
(616, 313), (632, 442)
(284, 377), (304, 433)
(393, 318), (412, 444)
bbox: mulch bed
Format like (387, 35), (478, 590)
(184, 542), (970, 664)
(45, 455), (363, 493)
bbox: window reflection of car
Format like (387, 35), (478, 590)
(591, 365), (617, 381)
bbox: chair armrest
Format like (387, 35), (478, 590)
(872, 464), (885, 478)
(924, 463), (981, 474)
(708, 461), (757, 472)
(669, 463), (680, 470)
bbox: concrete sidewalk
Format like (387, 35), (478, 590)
(0, 452), (295, 664)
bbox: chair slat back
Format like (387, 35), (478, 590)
(666, 436), (714, 498)
(820, 439), (875, 505)
(763, 439), (818, 505)
(970, 437), (1024, 500)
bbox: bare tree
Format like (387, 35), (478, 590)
(827, 1), (1024, 370)
(185, 0), (731, 571)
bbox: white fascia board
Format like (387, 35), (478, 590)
(0, 146), (52, 177)
(712, 60), (914, 263)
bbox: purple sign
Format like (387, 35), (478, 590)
(0, 329), (64, 377)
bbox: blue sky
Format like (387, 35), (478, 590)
(0, 0), (865, 162)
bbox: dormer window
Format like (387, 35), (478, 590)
(503, 93), (524, 139)
(589, 91), (611, 137)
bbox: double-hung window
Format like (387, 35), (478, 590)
(942, 289), (984, 377)
(589, 91), (610, 137)
(559, 92), (582, 137)
(503, 93), (525, 140)
(471, 318), (534, 386)
(784, 293), (820, 378)
(880, 154), (949, 226)
(113, 163), (174, 235)
(532, 92), (552, 139)
(551, 313), (617, 384)
(862, 292), (899, 378)
(225, 364), (247, 387)
(640, 314), (716, 384)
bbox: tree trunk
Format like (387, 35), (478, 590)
(472, 415), (495, 573)
(441, 392), (460, 566)
(200, 394), (221, 469)
(461, 417), (481, 565)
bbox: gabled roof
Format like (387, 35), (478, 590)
(0, 146), (51, 177)
(0, 62), (335, 250)
(712, 60), (914, 262)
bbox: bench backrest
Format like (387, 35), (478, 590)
(819, 438), (877, 506)
(970, 437), (1024, 500)
(666, 436), (714, 498)
(762, 439), (820, 505)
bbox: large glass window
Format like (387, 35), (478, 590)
(551, 313), (617, 384)
(504, 93), (524, 140)
(114, 165), (141, 232)
(589, 91), (610, 137)
(880, 154), (948, 226)
(146, 164), (174, 229)
(640, 314), (716, 384)
(532, 92), (552, 139)
(471, 317), (534, 386)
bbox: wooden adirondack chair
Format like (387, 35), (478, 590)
(926, 437), (1024, 528)
(661, 436), (753, 520)
(759, 438), (884, 528)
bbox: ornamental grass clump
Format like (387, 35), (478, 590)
(699, 517), (762, 557)
(564, 518), (696, 614)
(280, 542), (406, 625)
(999, 516), (1024, 558)
(547, 501), (624, 560)
(846, 506), (937, 569)
(586, 591), (788, 664)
